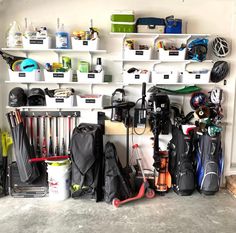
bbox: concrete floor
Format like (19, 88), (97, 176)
(0, 189), (235, 233)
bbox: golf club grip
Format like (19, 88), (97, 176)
(6, 113), (13, 129)
(49, 117), (53, 156)
(142, 82), (146, 97)
(36, 117), (41, 157)
(42, 117), (47, 157)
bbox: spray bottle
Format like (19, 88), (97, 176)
(6, 21), (23, 48)
(55, 18), (70, 49)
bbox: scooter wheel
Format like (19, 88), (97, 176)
(145, 188), (155, 199)
(112, 198), (120, 208)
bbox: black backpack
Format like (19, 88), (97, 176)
(168, 126), (195, 195)
(104, 142), (132, 203)
(196, 133), (223, 195)
(70, 123), (104, 202)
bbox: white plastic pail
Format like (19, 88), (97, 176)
(46, 159), (71, 200)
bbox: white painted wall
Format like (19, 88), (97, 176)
(0, 0), (236, 175)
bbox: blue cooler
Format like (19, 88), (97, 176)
(165, 16), (182, 34)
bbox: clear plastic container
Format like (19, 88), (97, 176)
(6, 21), (23, 48)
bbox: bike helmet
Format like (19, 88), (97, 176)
(28, 88), (45, 106)
(20, 58), (38, 72)
(187, 38), (208, 62)
(212, 37), (230, 58)
(190, 92), (207, 110)
(8, 87), (27, 107)
(210, 88), (224, 104)
(210, 61), (229, 83)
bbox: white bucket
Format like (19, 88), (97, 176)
(46, 159), (71, 201)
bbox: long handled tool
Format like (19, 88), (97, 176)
(36, 116), (41, 158)
(61, 116), (66, 156)
(29, 116), (35, 158)
(41, 116), (47, 157)
(1, 132), (13, 195)
(67, 116), (71, 156)
(48, 116), (53, 157)
(55, 117), (59, 156)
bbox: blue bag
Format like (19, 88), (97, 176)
(165, 15), (182, 34)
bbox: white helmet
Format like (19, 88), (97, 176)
(210, 88), (224, 104)
(212, 37), (230, 58)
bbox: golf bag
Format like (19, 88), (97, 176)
(196, 133), (223, 195)
(168, 126), (195, 195)
(71, 123), (104, 202)
(104, 142), (132, 203)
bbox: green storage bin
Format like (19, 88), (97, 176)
(111, 11), (135, 22)
(111, 22), (135, 33)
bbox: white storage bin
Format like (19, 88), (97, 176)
(181, 70), (210, 84)
(158, 48), (186, 61)
(77, 70), (104, 83)
(23, 37), (52, 49)
(8, 69), (41, 82)
(123, 71), (150, 84)
(44, 70), (72, 82)
(124, 48), (152, 60)
(77, 95), (110, 109)
(71, 38), (99, 50)
(151, 71), (179, 84)
(137, 25), (165, 33)
(46, 95), (74, 108)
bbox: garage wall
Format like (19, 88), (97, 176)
(1, 0), (236, 175)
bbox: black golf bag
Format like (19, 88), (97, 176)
(71, 123), (104, 202)
(168, 126), (195, 195)
(104, 142), (132, 203)
(196, 133), (223, 195)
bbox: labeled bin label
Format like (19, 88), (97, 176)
(30, 39), (44, 44)
(195, 74), (201, 79)
(88, 74), (95, 79)
(169, 51), (179, 56)
(55, 98), (65, 103)
(85, 99), (96, 103)
(135, 51), (144, 55)
(164, 75), (169, 79)
(135, 75), (140, 79)
(19, 73), (26, 77)
(83, 41), (88, 46)
(53, 73), (64, 78)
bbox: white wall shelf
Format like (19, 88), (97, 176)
(5, 81), (110, 85)
(6, 106), (105, 111)
(1, 48), (107, 54)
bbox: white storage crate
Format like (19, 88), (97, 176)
(158, 48), (186, 61)
(71, 38), (99, 50)
(77, 95), (110, 109)
(181, 70), (210, 84)
(137, 25), (165, 33)
(9, 69), (41, 82)
(123, 71), (150, 84)
(46, 95), (74, 108)
(151, 71), (179, 84)
(22, 37), (52, 49)
(77, 70), (104, 83)
(44, 70), (72, 82)
(124, 48), (152, 60)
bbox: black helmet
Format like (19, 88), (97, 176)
(28, 88), (45, 106)
(210, 61), (229, 83)
(8, 87), (27, 107)
(190, 92), (207, 110)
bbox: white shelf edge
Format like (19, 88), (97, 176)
(110, 82), (216, 86)
(110, 32), (210, 37)
(5, 81), (110, 85)
(6, 106), (105, 110)
(113, 59), (213, 63)
(1, 48), (107, 53)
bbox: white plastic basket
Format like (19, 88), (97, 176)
(151, 71), (179, 84)
(76, 95), (110, 109)
(181, 70), (210, 84)
(77, 70), (104, 83)
(44, 70), (72, 82)
(137, 25), (165, 33)
(158, 48), (186, 61)
(46, 95), (74, 108)
(71, 38), (99, 50)
(22, 37), (52, 49)
(124, 48), (152, 60)
(8, 69), (41, 82)
(123, 71), (150, 84)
